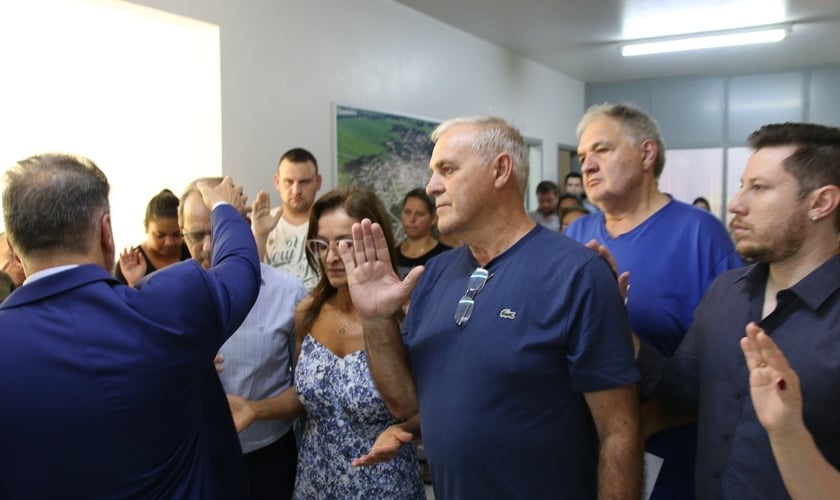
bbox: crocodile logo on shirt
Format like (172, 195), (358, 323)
(499, 308), (517, 320)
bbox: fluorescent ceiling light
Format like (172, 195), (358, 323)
(621, 26), (789, 57)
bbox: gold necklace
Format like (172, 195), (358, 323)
(335, 308), (355, 336)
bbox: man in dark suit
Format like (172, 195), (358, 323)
(0, 153), (260, 499)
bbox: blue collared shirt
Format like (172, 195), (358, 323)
(218, 263), (306, 453)
(640, 254), (840, 499)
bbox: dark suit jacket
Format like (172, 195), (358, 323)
(0, 204), (260, 499)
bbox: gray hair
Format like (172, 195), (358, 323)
(2, 153), (109, 259)
(431, 116), (530, 196)
(577, 102), (667, 178)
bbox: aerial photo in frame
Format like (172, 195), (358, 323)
(335, 104), (438, 239)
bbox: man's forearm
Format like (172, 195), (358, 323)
(586, 385), (643, 499)
(597, 425), (643, 499)
(252, 227), (268, 263)
(251, 386), (304, 421)
(362, 317), (417, 419)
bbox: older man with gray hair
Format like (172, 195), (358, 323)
(347, 116), (642, 498)
(566, 101), (741, 499)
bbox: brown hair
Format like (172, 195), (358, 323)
(299, 186), (401, 334)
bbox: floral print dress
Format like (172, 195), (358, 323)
(294, 334), (425, 499)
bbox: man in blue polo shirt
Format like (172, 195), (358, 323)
(345, 116), (642, 498)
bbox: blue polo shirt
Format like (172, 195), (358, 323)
(404, 225), (639, 499)
(565, 197), (741, 498)
(640, 254), (840, 499)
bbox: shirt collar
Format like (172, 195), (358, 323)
(23, 264), (80, 285)
(735, 253), (840, 311)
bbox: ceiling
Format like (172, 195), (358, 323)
(393, 0), (840, 83)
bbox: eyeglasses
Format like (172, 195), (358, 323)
(454, 267), (490, 327)
(305, 238), (354, 257)
(183, 230), (211, 245)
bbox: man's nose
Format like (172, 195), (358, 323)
(581, 156), (596, 173)
(727, 190), (744, 215)
(426, 174), (443, 196)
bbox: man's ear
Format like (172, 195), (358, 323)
(493, 153), (514, 189)
(809, 185), (840, 223)
(640, 139), (658, 171)
(100, 212), (115, 266)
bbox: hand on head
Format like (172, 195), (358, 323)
(196, 176), (251, 216)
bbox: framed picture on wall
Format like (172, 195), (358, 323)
(335, 104), (439, 239)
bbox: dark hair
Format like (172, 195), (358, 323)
(577, 102), (667, 178)
(557, 193), (584, 209)
(559, 206), (590, 222)
(748, 122), (840, 230)
(564, 172), (582, 183)
(536, 180), (559, 195)
(402, 188), (435, 215)
(3, 153), (109, 259)
(692, 196), (711, 210)
(0, 270), (14, 302)
(144, 189), (180, 228)
(278, 147), (319, 174)
(300, 186), (400, 333)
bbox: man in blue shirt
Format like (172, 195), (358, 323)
(640, 122), (840, 499)
(345, 116), (642, 499)
(567, 102), (742, 499)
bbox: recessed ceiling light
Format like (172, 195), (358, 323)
(620, 25), (790, 57)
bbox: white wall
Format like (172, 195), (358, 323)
(128, 0), (585, 206)
(0, 0), (222, 252)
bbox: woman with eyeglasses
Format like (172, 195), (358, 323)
(227, 186), (424, 499)
(114, 188), (190, 286)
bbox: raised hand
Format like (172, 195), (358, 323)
(340, 219), (424, 319)
(740, 322), (803, 436)
(118, 247), (145, 287)
(251, 190), (282, 238)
